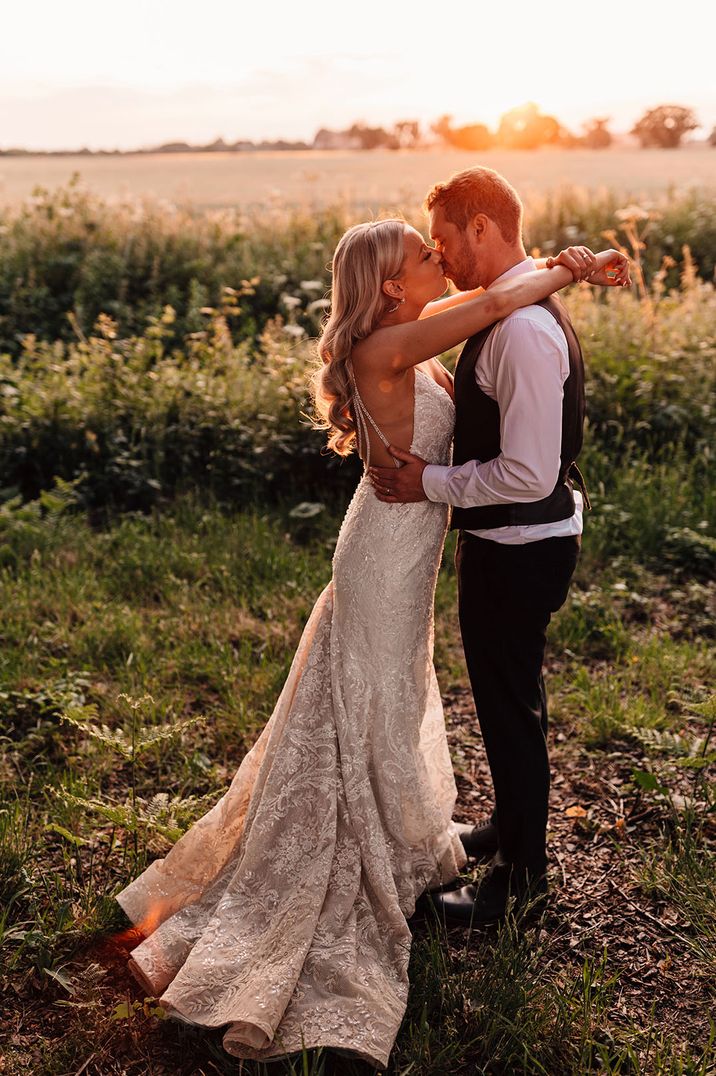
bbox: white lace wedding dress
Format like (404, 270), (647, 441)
(115, 367), (467, 1068)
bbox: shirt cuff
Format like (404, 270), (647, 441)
(421, 463), (451, 503)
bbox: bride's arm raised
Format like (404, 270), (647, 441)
(355, 249), (628, 375)
(418, 286), (483, 319)
(418, 267), (567, 320)
(417, 245), (601, 320)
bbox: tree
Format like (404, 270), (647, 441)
(496, 102), (564, 150)
(156, 141), (194, 153)
(582, 117), (613, 149)
(347, 123), (399, 150)
(555, 127), (580, 149)
(429, 115), (494, 150)
(450, 124), (494, 151)
(709, 126), (716, 148)
(631, 105), (698, 148)
(430, 115), (455, 144)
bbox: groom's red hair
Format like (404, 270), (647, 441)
(424, 166), (523, 245)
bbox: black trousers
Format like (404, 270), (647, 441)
(455, 530), (580, 880)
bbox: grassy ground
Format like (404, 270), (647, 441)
(0, 491), (713, 1075)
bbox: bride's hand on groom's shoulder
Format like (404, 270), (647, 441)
(547, 246), (631, 288)
(550, 245), (599, 281)
(585, 249), (632, 288)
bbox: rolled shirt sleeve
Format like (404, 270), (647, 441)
(421, 312), (570, 508)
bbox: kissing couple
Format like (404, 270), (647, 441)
(116, 166), (630, 1069)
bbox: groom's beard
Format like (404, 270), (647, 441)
(444, 243), (483, 292)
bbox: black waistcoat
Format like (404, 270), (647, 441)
(450, 294), (586, 531)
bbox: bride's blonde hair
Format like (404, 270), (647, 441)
(309, 218), (406, 456)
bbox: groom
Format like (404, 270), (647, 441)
(370, 165), (589, 925)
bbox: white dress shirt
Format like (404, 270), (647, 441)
(421, 257), (583, 545)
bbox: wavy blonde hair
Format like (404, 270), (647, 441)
(309, 218), (406, 456)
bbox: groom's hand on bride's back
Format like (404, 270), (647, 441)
(369, 447), (429, 503)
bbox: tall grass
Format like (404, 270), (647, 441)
(0, 244), (714, 525)
(0, 179), (714, 356)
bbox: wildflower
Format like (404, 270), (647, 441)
(615, 204), (661, 223)
(307, 299), (331, 315)
(289, 502), (324, 518)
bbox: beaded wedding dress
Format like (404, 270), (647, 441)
(115, 367), (467, 1068)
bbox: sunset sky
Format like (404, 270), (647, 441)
(2, 0), (715, 150)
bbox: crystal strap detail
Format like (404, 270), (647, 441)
(347, 363), (400, 470)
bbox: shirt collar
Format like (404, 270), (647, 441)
(486, 256), (536, 289)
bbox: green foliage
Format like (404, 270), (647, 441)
(0, 249), (714, 517)
(551, 634), (714, 748)
(0, 314), (360, 509)
(662, 528), (716, 580)
(112, 996), (167, 1021)
(1, 180), (715, 357)
(0, 474), (84, 565)
(55, 693), (210, 850)
(50, 785), (220, 845)
(635, 821), (716, 970)
(60, 694), (208, 760)
(0, 178), (342, 355)
(524, 186), (716, 286)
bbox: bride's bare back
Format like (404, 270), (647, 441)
(350, 356), (454, 468)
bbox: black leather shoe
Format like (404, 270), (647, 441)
(453, 820), (499, 860)
(429, 864), (548, 927)
(429, 883), (501, 926)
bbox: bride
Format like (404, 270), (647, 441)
(115, 220), (628, 1068)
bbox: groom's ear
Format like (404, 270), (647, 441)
(472, 213), (490, 243)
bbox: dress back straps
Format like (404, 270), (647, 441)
(347, 362), (400, 470)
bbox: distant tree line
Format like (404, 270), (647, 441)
(324, 104), (705, 152)
(0, 136), (312, 157)
(0, 103), (710, 156)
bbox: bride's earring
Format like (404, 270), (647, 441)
(388, 296), (406, 313)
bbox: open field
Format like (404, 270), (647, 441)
(1, 145), (716, 210)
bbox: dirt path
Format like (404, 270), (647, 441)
(442, 685), (713, 1048)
